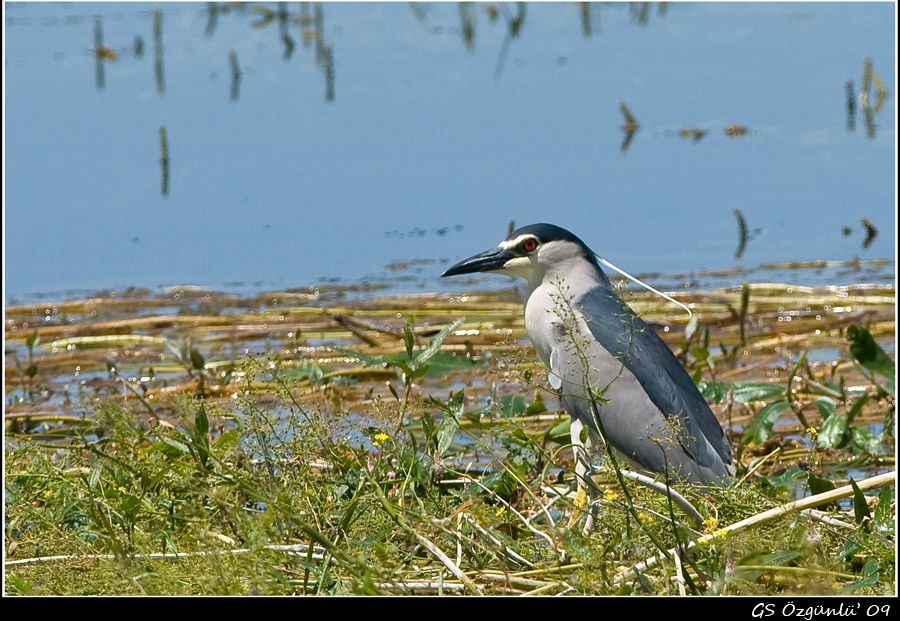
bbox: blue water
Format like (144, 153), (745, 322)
(4, 2), (896, 303)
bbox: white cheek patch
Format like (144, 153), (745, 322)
(502, 256), (531, 270)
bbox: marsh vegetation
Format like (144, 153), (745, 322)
(4, 260), (895, 595)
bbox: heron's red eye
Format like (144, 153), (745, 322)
(520, 238), (538, 252)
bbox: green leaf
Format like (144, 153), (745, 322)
(741, 549), (802, 566)
(408, 366), (429, 380)
(850, 427), (885, 456)
(690, 346), (709, 362)
(543, 417), (571, 445)
(470, 470), (516, 500)
(334, 347), (389, 368)
(762, 467), (807, 494)
(283, 362), (325, 385)
(213, 429), (240, 456)
(874, 487), (895, 532)
(632, 567), (653, 593)
(387, 383), (399, 401)
(5, 575), (32, 595)
(414, 317), (465, 368)
(446, 390), (465, 416)
(157, 435), (190, 455)
(847, 325), (895, 393)
(89, 466), (102, 489)
(837, 534), (862, 561)
(498, 395), (528, 418)
(846, 394), (870, 425)
(403, 322), (415, 359)
(807, 472), (837, 509)
(194, 405), (209, 436)
(179, 339), (192, 365)
(193, 406), (210, 469)
(26, 329), (40, 351)
(817, 414), (847, 449)
(698, 381), (786, 404)
(524, 394), (548, 415)
(119, 494), (141, 520)
(814, 397), (836, 420)
(419, 351), (479, 378)
(421, 411), (436, 446)
(744, 399), (789, 444)
(842, 558), (880, 594)
(849, 477), (871, 526)
(190, 349), (205, 371)
(436, 413), (459, 456)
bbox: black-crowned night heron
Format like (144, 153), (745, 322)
(442, 223), (732, 532)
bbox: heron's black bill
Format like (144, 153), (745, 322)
(441, 247), (514, 277)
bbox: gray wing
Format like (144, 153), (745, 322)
(575, 282), (733, 467)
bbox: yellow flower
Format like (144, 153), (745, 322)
(494, 506), (507, 518)
(710, 527), (729, 541)
(806, 426), (818, 437)
(703, 516), (719, 533)
(638, 511), (656, 524)
(372, 432), (389, 447)
(602, 489), (619, 502)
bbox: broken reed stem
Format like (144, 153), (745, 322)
(618, 470), (704, 528)
(615, 470), (896, 586)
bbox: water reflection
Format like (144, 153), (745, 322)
(492, 2), (526, 79)
(205, 1), (218, 37)
(93, 17), (105, 90)
(861, 218), (878, 250)
(153, 8), (165, 95)
(579, 2), (593, 38)
(459, 2), (476, 51)
(618, 101), (640, 153)
(630, 1), (667, 26)
(724, 124), (748, 138)
(159, 125), (169, 197)
(4, 2), (894, 301)
(44, 3), (680, 105)
(850, 58), (889, 139)
(678, 128), (707, 143)
(845, 79), (856, 132)
(229, 50), (242, 102)
(275, 3), (293, 58)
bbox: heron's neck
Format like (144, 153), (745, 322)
(523, 256), (607, 301)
